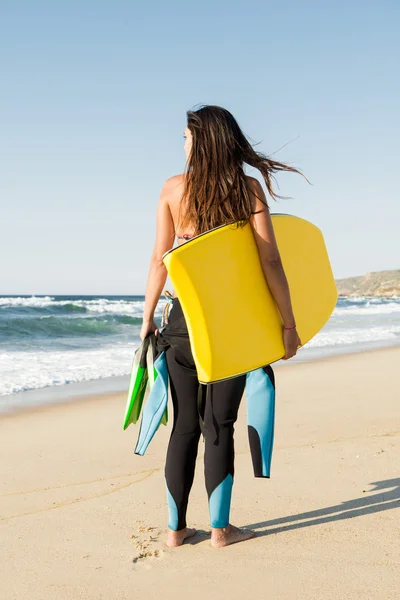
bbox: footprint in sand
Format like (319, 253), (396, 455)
(131, 521), (164, 568)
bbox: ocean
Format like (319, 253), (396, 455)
(1, 294), (399, 411)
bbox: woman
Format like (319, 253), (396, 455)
(139, 105), (302, 548)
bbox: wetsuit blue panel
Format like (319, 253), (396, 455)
(208, 473), (233, 528)
(166, 484), (179, 531)
(246, 367), (275, 477)
(134, 352), (169, 456)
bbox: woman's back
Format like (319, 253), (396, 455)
(167, 173), (260, 243)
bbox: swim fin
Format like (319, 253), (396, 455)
(144, 334), (168, 427)
(123, 335), (153, 430)
(123, 334), (168, 430)
(135, 351), (169, 455)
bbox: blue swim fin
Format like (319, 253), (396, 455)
(134, 351), (169, 455)
(245, 366), (275, 477)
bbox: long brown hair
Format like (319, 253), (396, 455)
(179, 104), (306, 234)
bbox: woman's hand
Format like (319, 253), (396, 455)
(140, 318), (159, 341)
(282, 328), (302, 360)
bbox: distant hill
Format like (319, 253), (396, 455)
(335, 270), (400, 297)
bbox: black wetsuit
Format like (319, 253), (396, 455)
(157, 297), (272, 530)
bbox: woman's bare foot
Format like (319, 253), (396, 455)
(210, 524), (255, 548)
(166, 527), (197, 548)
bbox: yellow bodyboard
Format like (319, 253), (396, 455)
(163, 215), (337, 383)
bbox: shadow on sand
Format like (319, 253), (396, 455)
(246, 477), (400, 537)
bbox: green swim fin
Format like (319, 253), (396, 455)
(123, 334), (168, 431)
(123, 336), (152, 430)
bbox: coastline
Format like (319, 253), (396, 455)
(1, 345), (399, 599)
(2, 293), (399, 408)
(2, 341), (400, 417)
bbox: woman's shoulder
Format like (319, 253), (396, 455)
(157, 174), (184, 206)
(161, 175), (185, 222)
(245, 175), (266, 199)
(245, 175), (262, 192)
(163, 173), (185, 189)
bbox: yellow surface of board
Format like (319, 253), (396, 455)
(163, 215), (337, 383)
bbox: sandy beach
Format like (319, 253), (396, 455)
(1, 347), (399, 600)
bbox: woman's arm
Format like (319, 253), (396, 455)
(140, 179), (176, 339)
(248, 177), (301, 359)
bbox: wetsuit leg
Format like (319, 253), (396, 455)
(161, 297), (248, 530)
(164, 347), (201, 531)
(202, 375), (246, 528)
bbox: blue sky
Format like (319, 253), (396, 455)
(1, 0), (399, 294)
